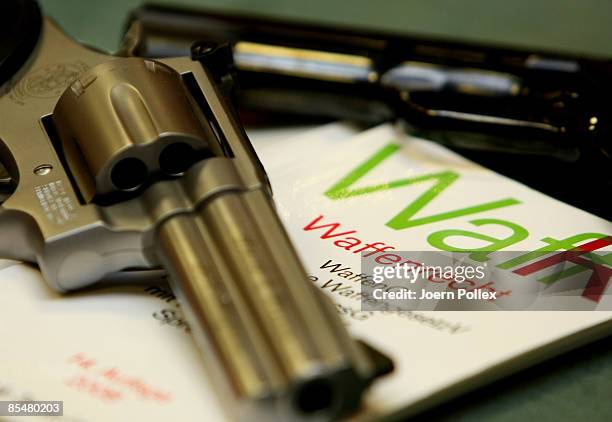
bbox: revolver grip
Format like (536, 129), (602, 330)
(156, 187), (374, 421)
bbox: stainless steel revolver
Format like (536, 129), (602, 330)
(0, 1), (391, 420)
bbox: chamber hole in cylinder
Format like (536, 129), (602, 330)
(159, 142), (196, 176)
(110, 157), (148, 191)
(294, 378), (335, 415)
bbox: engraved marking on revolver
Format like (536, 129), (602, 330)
(34, 180), (76, 224)
(8, 61), (89, 105)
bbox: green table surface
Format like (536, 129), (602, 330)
(38, 1), (612, 421)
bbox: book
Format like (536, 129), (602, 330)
(253, 122), (612, 419)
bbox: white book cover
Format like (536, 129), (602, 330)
(252, 122), (612, 419)
(0, 123), (610, 421)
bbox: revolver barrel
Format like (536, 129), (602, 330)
(156, 183), (374, 420)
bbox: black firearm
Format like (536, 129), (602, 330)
(124, 4), (612, 219)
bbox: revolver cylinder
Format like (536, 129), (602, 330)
(53, 58), (217, 201)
